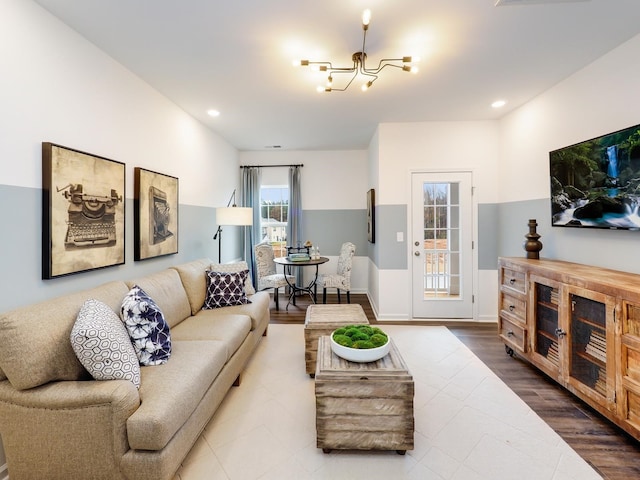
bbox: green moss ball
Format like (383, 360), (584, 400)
(333, 334), (353, 347)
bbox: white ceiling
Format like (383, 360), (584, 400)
(33, 0), (640, 151)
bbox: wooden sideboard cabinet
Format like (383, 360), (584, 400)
(498, 257), (640, 441)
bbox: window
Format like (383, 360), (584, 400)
(260, 186), (289, 257)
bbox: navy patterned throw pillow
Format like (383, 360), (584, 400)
(120, 285), (171, 366)
(203, 270), (252, 309)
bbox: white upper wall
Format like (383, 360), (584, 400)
(498, 33), (640, 204)
(497, 33), (640, 274)
(377, 121), (500, 205)
(239, 150), (368, 210)
(0, 0), (237, 208)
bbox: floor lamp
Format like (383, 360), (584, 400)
(213, 190), (253, 263)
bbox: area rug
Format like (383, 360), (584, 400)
(175, 324), (602, 480)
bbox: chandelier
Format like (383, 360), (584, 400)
(294, 9), (419, 92)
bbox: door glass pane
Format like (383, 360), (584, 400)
(421, 182), (461, 299)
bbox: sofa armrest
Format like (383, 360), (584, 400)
(0, 379), (140, 479)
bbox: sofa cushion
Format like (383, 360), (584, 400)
(200, 291), (270, 331)
(125, 269), (191, 329)
(121, 286), (172, 366)
(71, 299), (141, 388)
(0, 281), (130, 390)
(209, 261), (256, 295)
(203, 270), (252, 309)
(171, 258), (212, 316)
(126, 340), (227, 451)
(171, 313), (251, 361)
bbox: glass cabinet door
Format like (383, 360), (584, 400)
(531, 275), (561, 374)
(566, 287), (615, 408)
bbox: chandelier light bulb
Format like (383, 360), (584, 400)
(362, 9), (371, 29)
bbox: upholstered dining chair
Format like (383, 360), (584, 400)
(319, 242), (356, 304)
(254, 243), (295, 310)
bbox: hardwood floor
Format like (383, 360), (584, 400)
(268, 292), (640, 480)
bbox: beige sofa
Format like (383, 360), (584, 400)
(0, 258), (270, 480)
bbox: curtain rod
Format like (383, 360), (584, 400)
(239, 164), (303, 168)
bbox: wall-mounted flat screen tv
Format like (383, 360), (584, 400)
(550, 123), (640, 230)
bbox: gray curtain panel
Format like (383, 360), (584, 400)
(241, 166), (261, 288)
(288, 165), (303, 285)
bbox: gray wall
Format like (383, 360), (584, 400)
(0, 184), (237, 313)
(496, 197), (640, 274)
(302, 209), (367, 257)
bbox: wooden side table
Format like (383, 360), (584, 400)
(314, 335), (414, 454)
(304, 304), (369, 377)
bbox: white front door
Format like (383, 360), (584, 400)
(411, 172), (473, 319)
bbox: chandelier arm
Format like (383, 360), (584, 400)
(327, 67), (357, 73)
(336, 70), (359, 91)
(362, 59), (405, 73)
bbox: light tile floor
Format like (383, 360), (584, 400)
(174, 324), (602, 480)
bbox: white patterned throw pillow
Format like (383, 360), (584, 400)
(70, 299), (141, 389)
(120, 285), (172, 366)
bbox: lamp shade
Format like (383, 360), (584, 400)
(216, 206), (253, 226)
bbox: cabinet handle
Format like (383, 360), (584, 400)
(509, 305), (515, 312)
(509, 278), (516, 285)
(555, 328), (567, 338)
(507, 330), (514, 337)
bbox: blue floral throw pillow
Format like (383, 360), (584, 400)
(120, 285), (171, 366)
(203, 270), (252, 309)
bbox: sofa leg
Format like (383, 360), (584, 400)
(263, 324), (268, 336)
(274, 288), (280, 311)
(233, 374), (241, 387)
(347, 291), (351, 303)
(323, 288), (327, 304)
(337, 290), (341, 304)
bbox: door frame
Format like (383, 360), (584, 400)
(408, 169), (478, 320)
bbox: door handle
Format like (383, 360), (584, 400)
(414, 251), (420, 256)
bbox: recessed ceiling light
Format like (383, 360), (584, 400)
(207, 109), (220, 117)
(491, 100), (507, 109)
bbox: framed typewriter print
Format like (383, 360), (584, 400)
(42, 143), (125, 279)
(134, 168), (178, 260)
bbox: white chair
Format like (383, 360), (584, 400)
(254, 243), (295, 310)
(319, 242), (356, 304)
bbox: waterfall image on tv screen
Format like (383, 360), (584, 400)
(550, 123), (640, 230)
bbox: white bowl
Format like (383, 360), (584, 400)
(330, 334), (390, 363)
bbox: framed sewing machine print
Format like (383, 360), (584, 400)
(134, 168), (178, 260)
(42, 142), (125, 279)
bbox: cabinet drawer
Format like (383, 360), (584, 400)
(501, 292), (526, 322)
(499, 316), (526, 352)
(501, 267), (526, 294)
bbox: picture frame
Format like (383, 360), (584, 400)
(134, 167), (178, 260)
(367, 188), (375, 243)
(42, 142), (125, 279)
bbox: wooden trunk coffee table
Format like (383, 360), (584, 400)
(304, 304), (369, 377)
(314, 335), (414, 454)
